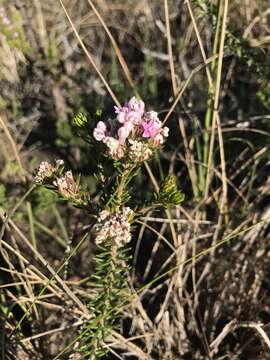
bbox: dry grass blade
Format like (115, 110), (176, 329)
(21, 320), (84, 343)
(110, 331), (153, 360)
(204, 0), (229, 223)
(136, 220), (175, 252)
(185, 0), (229, 222)
(0, 186), (36, 244)
(6, 217), (88, 316)
(210, 320), (270, 356)
(185, 0), (213, 86)
(58, 0), (120, 107)
(87, 0), (138, 96)
(143, 162), (178, 246)
(162, 54), (220, 126)
(164, 0), (177, 95)
(0, 186), (36, 242)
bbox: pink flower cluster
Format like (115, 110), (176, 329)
(93, 97), (169, 161)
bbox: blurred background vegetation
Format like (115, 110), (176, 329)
(1, 0), (270, 358)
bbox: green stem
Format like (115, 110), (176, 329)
(201, 0), (222, 194)
(89, 245), (117, 359)
(112, 163), (136, 212)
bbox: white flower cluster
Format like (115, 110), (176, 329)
(128, 140), (153, 161)
(93, 97), (169, 161)
(35, 160), (86, 204)
(53, 170), (79, 199)
(104, 136), (124, 160)
(34, 159), (64, 184)
(94, 207), (133, 247)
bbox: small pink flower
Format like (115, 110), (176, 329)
(99, 210), (110, 221)
(129, 140), (153, 161)
(114, 106), (121, 114)
(115, 97), (145, 125)
(144, 111), (159, 122)
(126, 110), (143, 125)
(117, 111), (126, 123)
(115, 105), (130, 124)
(2, 15), (10, 25)
(128, 97), (145, 115)
(153, 133), (164, 146)
(142, 120), (161, 138)
(118, 127), (129, 145)
(93, 121), (106, 141)
(97, 121), (106, 132)
(118, 122), (133, 144)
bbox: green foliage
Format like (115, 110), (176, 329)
(194, 0), (270, 80)
(0, 184), (8, 210)
(0, 183), (14, 212)
(80, 242), (130, 359)
(157, 175), (185, 207)
(44, 31), (61, 74)
(72, 110), (105, 148)
(139, 175), (184, 215)
(31, 186), (58, 214)
(2, 160), (21, 180)
(257, 80), (270, 110)
(194, 0), (218, 23)
(73, 112), (88, 128)
(226, 33), (269, 79)
(0, 3), (29, 53)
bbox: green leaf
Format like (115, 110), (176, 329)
(158, 175), (185, 207)
(73, 112), (88, 128)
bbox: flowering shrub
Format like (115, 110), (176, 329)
(34, 97), (183, 358)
